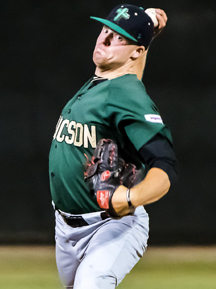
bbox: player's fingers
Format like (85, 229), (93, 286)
(151, 9), (168, 38)
(153, 9), (168, 30)
(156, 14), (166, 30)
(155, 8), (168, 23)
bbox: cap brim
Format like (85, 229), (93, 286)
(90, 16), (138, 43)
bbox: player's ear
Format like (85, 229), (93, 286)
(131, 46), (145, 60)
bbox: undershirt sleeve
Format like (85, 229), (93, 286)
(138, 133), (179, 185)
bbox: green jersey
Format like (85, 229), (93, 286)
(49, 74), (172, 214)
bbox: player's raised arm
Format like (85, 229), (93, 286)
(139, 8), (168, 76)
(148, 8), (168, 37)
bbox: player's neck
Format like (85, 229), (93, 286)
(95, 68), (135, 80)
(94, 51), (148, 81)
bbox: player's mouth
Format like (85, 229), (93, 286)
(95, 47), (104, 53)
(95, 44), (108, 53)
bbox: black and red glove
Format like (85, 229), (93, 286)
(84, 139), (144, 217)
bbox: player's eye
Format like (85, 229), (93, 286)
(116, 35), (123, 41)
(103, 26), (109, 33)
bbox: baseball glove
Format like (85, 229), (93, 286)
(84, 139), (144, 218)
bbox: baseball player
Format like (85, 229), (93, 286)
(49, 4), (178, 289)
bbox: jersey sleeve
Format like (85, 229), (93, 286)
(106, 75), (172, 151)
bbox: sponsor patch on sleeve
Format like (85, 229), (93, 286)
(144, 114), (163, 124)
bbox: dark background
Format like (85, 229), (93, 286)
(1, 0), (215, 245)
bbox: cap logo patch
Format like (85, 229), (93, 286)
(144, 114), (163, 124)
(114, 8), (130, 22)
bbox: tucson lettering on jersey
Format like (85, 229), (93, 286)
(53, 116), (96, 148)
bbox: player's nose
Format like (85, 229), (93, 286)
(102, 32), (113, 46)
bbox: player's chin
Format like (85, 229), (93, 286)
(93, 55), (110, 68)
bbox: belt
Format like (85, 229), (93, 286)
(60, 214), (89, 227)
(56, 207), (110, 228)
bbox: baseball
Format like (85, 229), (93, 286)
(145, 8), (159, 28)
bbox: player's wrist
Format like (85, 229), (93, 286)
(129, 187), (140, 208)
(126, 188), (134, 208)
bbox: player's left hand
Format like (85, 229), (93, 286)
(153, 9), (168, 37)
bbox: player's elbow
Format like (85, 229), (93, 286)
(156, 175), (171, 202)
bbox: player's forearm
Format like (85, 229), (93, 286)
(130, 167), (170, 207)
